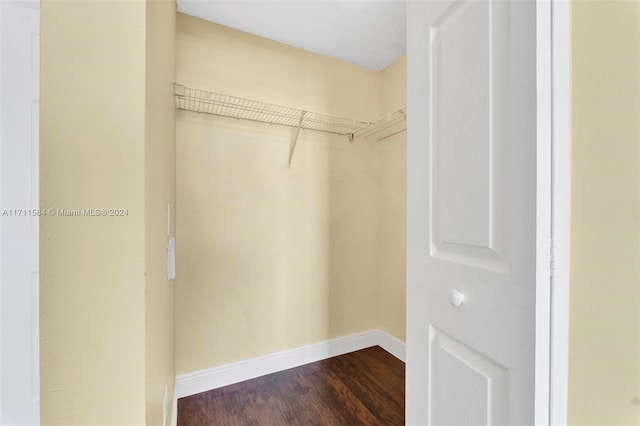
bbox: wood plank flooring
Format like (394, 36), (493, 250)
(177, 346), (405, 426)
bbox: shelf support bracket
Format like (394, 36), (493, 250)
(288, 111), (306, 168)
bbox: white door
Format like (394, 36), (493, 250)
(406, 0), (538, 425)
(0, 1), (41, 424)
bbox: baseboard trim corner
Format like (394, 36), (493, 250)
(376, 330), (406, 362)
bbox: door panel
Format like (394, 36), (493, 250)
(431, 0), (510, 273)
(430, 326), (509, 426)
(407, 1), (536, 424)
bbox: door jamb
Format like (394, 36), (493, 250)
(0, 2), (42, 423)
(0, 2), (4, 419)
(535, 1), (570, 425)
(550, 0), (571, 424)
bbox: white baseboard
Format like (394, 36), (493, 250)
(171, 329), (405, 425)
(376, 329), (407, 362)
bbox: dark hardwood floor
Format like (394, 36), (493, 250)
(177, 346), (405, 426)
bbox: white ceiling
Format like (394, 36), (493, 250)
(176, 1), (407, 72)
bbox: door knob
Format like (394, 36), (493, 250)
(448, 288), (465, 308)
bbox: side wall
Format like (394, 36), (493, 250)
(569, 1), (640, 424)
(175, 14), (382, 373)
(377, 55), (407, 342)
(145, 1), (177, 425)
(40, 1), (147, 424)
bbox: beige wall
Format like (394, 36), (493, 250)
(377, 55), (407, 341)
(145, 0), (176, 424)
(569, 1), (640, 424)
(40, 1), (147, 423)
(175, 14), (390, 373)
(41, 1), (176, 424)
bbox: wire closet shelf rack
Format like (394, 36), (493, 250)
(173, 83), (406, 142)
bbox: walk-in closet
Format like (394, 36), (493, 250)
(173, 11), (407, 379)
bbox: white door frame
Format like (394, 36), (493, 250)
(0, 3), (4, 421)
(535, 0), (570, 425)
(549, 0), (570, 424)
(0, 1), (41, 424)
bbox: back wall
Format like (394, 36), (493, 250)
(175, 14), (387, 373)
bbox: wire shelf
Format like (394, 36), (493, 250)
(174, 84), (372, 137)
(351, 106), (407, 141)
